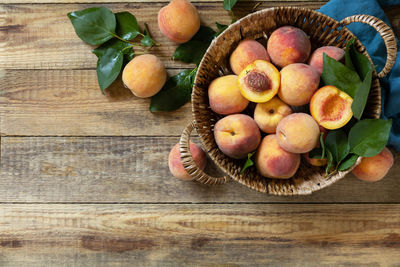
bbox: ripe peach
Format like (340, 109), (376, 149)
(254, 97), (292, 133)
(310, 85), (353, 130)
(158, 0), (200, 44)
(303, 153), (328, 167)
(168, 141), (207, 180)
(214, 114), (261, 159)
(255, 134), (300, 179)
(267, 26), (311, 68)
(230, 39), (270, 75)
(308, 46), (345, 75)
(122, 54), (167, 98)
(208, 75), (249, 115)
(276, 113), (320, 153)
(238, 60), (280, 103)
(278, 63), (320, 106)
(352, 147), (394, 182)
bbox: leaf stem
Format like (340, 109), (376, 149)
(112, 33), (143, 47)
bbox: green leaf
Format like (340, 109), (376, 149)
(150, 69), (196, 112)
(172, 26), (216, 65)
(338, 154), (359, 171)
(308, 133), (327, 159)
(350, 45), (373, 80)
(351, 68), (373, 120)
(67, 7), (116, 45)
(94, 40), (126, 93)
(240, 152), (255, 174)
(173, 40), (210, 65)
(325, 129), (350, 164)
(191, 26), (216, 43)
(349, 119), (392, 157)
(224, 0), (238, 11)
(321, 53), (362, 98)
(345, 38), (356, 71)
(115, 12), (140, 41)
(320, 132), (326, 159)
(141, 29), (154, 47)
(216, 22), (228, 36)
(325, 149), (334, 175)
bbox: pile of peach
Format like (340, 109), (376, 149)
(168, 25), (393, 183)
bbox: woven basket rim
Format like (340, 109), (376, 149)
(191, 6), (382, 195)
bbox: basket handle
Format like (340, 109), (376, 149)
(179, 121), (230, 185)
(340, 15), (397, 78)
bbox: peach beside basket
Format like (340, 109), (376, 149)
(179, 7), (397, 195)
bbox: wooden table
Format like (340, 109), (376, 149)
(1, 0), (399, 265)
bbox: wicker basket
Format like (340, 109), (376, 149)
(179, 7), (397, 195)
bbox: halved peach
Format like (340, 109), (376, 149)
(310, 85), (353, 130)
(238, 60), (280, 103)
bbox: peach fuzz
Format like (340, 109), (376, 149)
(255, 134), (300, 179)
(158, 0), (200, 44)
(238, 60), (280, 103)
(278, 63), (320, 106)
(122, 54), (167, 98)
(352, 147), (394, 182)
(214, 114), (261, 159)
(168, 141), (207, 180)
(208, 75), (249, 115)
(310, 85), (353, 130)
(303, 153), (328, 167)
(308, 46), (345, 75)
(276, 113), (320, 154)
(230, 39), (270, 75)
(254, 97), (292, 134)
(267, 26), (311, 68)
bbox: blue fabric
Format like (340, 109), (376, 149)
(318, 0), (400, 152)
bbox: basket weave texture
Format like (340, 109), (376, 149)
(181, 7), (397, 195)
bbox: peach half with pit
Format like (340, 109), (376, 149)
(310, 85), (353, 130)
(255, 134), (300, 179)
(230, 39), (270, 75)
(254, 97), (292, 134)
(208, 75), (249, 115)
(214, 114), (261, 159)
(238, 60), (280, 103)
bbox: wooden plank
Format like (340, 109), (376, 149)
(1, 136), (399, 203)
(0, 204), (399, 266)
(0, 0), (328, 3)
(0, 69), (193, 136)
(0, 2), (327, 70)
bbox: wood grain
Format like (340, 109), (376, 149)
(0, 204), (399, 266)
(0, 69), (193, 136)
(0, 2), (327, 70)
(1, 136), (399, 203)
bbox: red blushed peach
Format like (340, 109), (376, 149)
(122, 54), (167, 98)
(267, 26), (311, 68)
(352, 147), (394, 182)
(214, 114), (261, 159)
(158, 0), (200, 44)
(208, 75), (249, 115)
(254, 97), (292, 133)
(230, 39), (270, 75)
(238, 60), (280, 103)
(278, 63), (320, 106)
(310, 85), (353, 130)
(308, 46), (345, 75)
(168, 141), (206, 180)
(303, 153), (328, 167)
(255, 134), (300, 179)
(276, 113), (320, 153)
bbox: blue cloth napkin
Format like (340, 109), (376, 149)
(318, 0), (400, 152)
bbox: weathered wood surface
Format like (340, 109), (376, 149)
(0, 204), (399, 266)
(1, 136), (399, 203)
